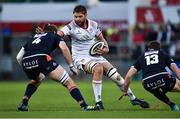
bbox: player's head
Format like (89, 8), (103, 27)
(43, 23), (57, 33)
(73, 5), (87, 27)
(148, 41), (161, 50)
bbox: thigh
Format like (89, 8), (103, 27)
(162, 75), (176, 92)
(40, 59), (59, 75)
(171, 78), (180, 92)
(48, 65), (66, 81)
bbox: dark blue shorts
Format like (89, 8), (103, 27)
(22, 54), (58, 79)
(143, 74), (176, 94)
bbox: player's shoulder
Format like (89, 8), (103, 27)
(88, 19), (98, 24)
(44, 32), (60, 40)
(45, 32), (56, 37)
(88, 19), (98, 27)
(67, 20), (77, 30)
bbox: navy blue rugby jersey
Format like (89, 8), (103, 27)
(133, 49), (175, 78)
(23, 32), (63, 55)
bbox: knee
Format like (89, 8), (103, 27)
(93, 64), (103, 74)
(29, 80), (41, 87)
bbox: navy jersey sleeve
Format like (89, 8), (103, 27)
(162, 51), (175, 68)
(54, 33), (63, 47)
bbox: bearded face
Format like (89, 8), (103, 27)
(73, 12), (87, 27)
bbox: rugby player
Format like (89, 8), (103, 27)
(124, 41), (180, 111)
(57, 5), (149, 110)
(16, 24), (97, 111)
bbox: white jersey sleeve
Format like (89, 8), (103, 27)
(94, 21), (102, 37)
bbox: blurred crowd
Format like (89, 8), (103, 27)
(131, 21), (180, 61)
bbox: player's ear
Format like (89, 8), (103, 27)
(85, 13), (87, 17)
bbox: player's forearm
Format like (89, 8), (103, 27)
(124, 76), (131, 93)
(59, 41), (73, 66)
(124, 67), (137, 92)
(62, 48), (73, 66)
(97, 33), (109, 53)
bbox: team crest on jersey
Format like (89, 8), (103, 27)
(89, 28), (93, 33)
(53, 62), (57, 66)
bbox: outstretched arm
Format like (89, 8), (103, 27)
(59, 41), (77, 75)
(124, 67), (137, 94)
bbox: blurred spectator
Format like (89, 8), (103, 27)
(131, 23), (146, 59)
(0, 5), (2, 14)
(167, 0), (180, 5)
(151, 0), (158, 5)
(1, 23), (13, 80)
(156, 21), (175, 53)
(132, 23), (145, 45)
(144, 25), (157, 42)
(157, 24), (167, 43)
(174, 22), (180, 41)
(156, 23), (169, 52)
(106, 23), (120, 43)
(105, 23), (120, 55)
(2, 23), (12, 54)
(0, 5), (2, 34)
(175, 41), (180, 60)
(169, 40), (180, 63)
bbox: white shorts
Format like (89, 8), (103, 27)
(73, 55), (108, 70)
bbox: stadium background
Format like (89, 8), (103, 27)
(0, 0), (180, 80)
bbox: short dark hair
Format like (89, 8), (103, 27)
(43, 23), (57, 33)
(73, 5), (87, 14)
(148, 41), (161, 50)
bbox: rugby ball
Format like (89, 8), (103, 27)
(89, 41), (104, 56)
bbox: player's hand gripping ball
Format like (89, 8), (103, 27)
(89, 41), (104, 56)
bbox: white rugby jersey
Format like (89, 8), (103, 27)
(61, 19), (101, 57)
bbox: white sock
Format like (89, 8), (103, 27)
(92, 80), (102, 103)
(112, 75), (136, 100)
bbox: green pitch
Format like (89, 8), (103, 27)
(0, 80), (180, 118)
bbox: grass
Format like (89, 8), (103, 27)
(0, 80), (180, 118)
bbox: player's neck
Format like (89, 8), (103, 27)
(81, 19), (88, 29)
